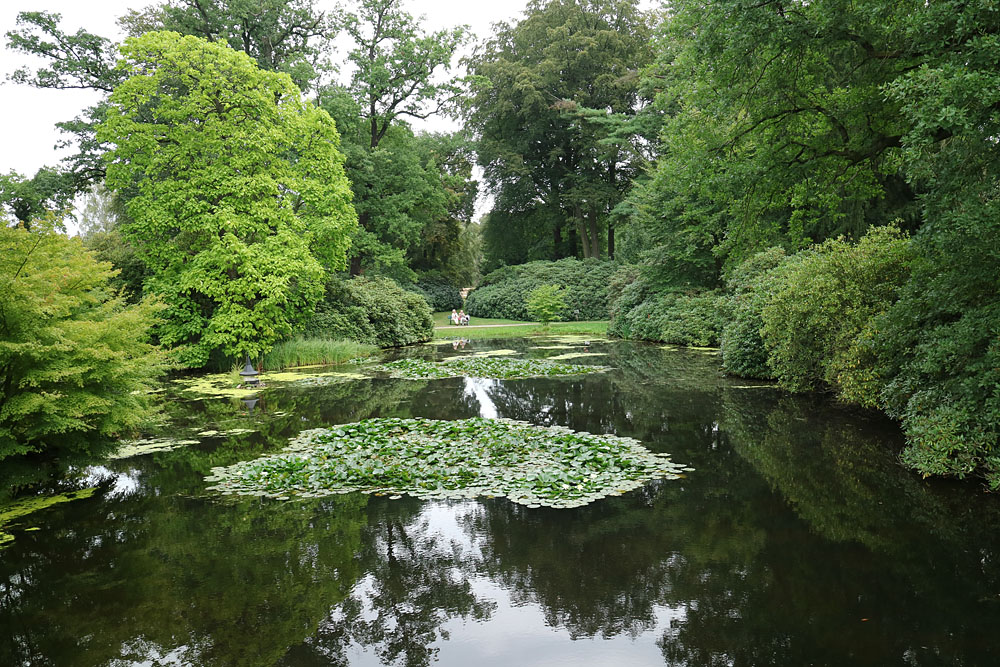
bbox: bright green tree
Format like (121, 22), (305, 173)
(525, 284), (567, 325)
(0, 220), (164, 461)
(99, 31), (356, 367)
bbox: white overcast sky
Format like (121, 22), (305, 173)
(0, 0), (536, 179)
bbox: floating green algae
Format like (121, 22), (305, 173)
(539, 335), (606, 344)
(204, 417), (690, 509)
(0, 488), (97, 548)
(110, 437), (201, 459)
(172, 369), (367, 398)
(171, 374), (261, 398)
(373, 356), (606, 380)
(292, 372), (367, 387)
(548, 352), (607, 361)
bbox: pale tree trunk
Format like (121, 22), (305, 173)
(587, 203), (601, 260)
(574, 204), (591, 258)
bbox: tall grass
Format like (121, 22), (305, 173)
(262, 338), (377, 371)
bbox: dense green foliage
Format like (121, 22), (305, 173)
(608, 264), (728, 346)
(526, 285), (567, 325)
(407, 279), (463, 312)
(301, 277), (433, 348)
(718, 248), (788, 378)
(467, 0), (654, 267)
(118, 0), (334, 91)
(324, 0), (473, 277)
(466, 259), (617, 321)
(320, 88), (478, 282)
(100, 32), (356, 366)
(205, 417), (686, 509)
(604, 0), (1000, 484)
(0, 168), (74, 227)
(0, 224), (163, 461)
(757, 227), (913, 396)
(609, 285), (728, 347)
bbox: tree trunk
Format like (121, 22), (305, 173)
(587, 203), (601, 260)
(608, 221), (615, 260)
(552, 216), (562, 258)
(574, 204), (591, 258)
(350, 210), (370, 276)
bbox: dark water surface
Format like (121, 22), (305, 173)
(3, 339), (1000, 666)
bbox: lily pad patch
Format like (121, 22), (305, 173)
(204, 417), (688, 509)
(373, 357), (606, 380)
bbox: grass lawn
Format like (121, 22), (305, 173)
(432, 313), (608, 340)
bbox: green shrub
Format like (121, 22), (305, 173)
(719, 247), (787, 378)
(758, 226), (913, 394)
(610, 284), (728, 347)
(873, 220), (1000, 486)
(525, 284), (567, 324)
(407, 280), (462, 311)
(607, 265), (648, 339)
(465, 258), (618, 321)
(608, 266), (728, 346)
(0, 224), (165, 461)
(262, 338), (376, 370)
(301, 277), (434, 348)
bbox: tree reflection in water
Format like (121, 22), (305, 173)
(284, 498), (495, 667)
(4, 341), (1000, 666)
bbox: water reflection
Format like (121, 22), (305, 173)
(284, 500), (495, 667)
(463, 377), (499, 419)
(3, 340), (1000, 665)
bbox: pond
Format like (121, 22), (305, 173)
(3, 338), (1000, 666)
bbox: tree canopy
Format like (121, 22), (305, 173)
(99, 31), (356, 366)
(325, 0), (472, 277)
(467, 0), (654, 267)
(118, 0), (334, 91)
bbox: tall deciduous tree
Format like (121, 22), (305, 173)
(329, 0), (470, 275)
(5, 1), (332, 196)
(99, 31), (356, 366)
(118, 0), (333, 91)
(467, 0), (653, 265)
(0, 168), (75, 229)
(5, 12), (124, 192)
(632, 0), (920, 282)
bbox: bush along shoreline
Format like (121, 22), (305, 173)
(609, 226), (1000, 489)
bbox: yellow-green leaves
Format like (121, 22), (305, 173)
(100, 32), (357, 366)
(0, 225), (165, 460)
